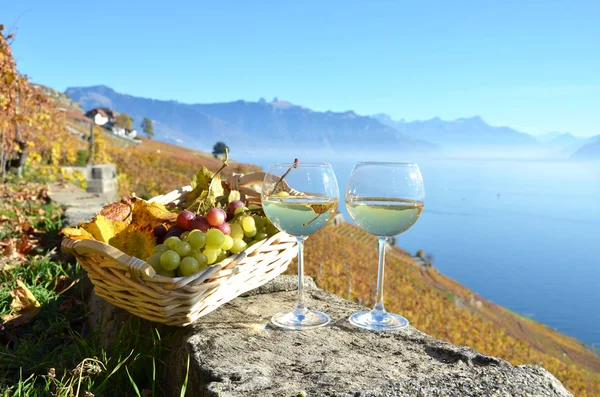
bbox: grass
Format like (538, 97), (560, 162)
(0, 177), (187, 396)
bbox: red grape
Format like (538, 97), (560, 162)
(165, 225), (184, 238)
(177, 210), (195, 230)
(206, 208), (227, 227)
(227, 200), (245, 219)
(217, 222), (231, 235)
(153, 224), (167, 239)
(190, 216), (210, 232)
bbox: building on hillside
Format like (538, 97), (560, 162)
(84, 108), (138, 140)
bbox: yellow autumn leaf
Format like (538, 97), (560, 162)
(82, 215), (129, 244)
(1, 280), (42, 327)
(131, 199), (177, 228)
(108, 224), (155, 259)
(61, 227), (94, 241)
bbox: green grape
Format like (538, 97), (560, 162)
(221, 235), (234, 251)
(164, 236), (180, 250)
(160, 250), (180, 270)
(180, 256), (201, 276)
(180, 231), (190, 241)
(203, 248), (219, 265)
(244, 228), (257, 238)
(254, 232), (268, 241)
(230, 238), (247, 254)
(147, 253), (162, 271)
(242, 216), (256, 232)
(234, 206), (248, 215)
(188, 230), (206, 249)
(206, 228), (225, 248)
(174, 241), (191, 257)
(152, 244), (168, 254)
(252, 215), (265, 230)
(216, 251), (228, 262)
(157, 269), (176, 278)
(266, 223), (280, 236)
(191, 252), (209, 268)
(230, 223), (244, 239)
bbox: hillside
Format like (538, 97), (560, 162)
(300, 223), (600, 397)
(64, 85), (436, 153)
(571, 136), (600, 161)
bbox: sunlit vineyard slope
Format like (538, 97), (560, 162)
(294, 223), (600, 397)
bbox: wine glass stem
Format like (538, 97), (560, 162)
(294, 236), (308, 316)
(373, 236), (387, 316)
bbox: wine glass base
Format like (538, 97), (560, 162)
(271, 309), (330, 330)
(349, 310), (409, 331)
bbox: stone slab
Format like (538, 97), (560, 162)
(167, 276), (571, 397)
(48, 182), (111, 225)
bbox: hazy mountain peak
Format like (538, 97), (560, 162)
(271, 97), (294, 109)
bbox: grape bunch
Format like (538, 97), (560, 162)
(146, 200), (279, 278)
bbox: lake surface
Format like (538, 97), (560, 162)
(236, 151), (600, 347)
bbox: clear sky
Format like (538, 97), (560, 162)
(3, 0), (599, 136)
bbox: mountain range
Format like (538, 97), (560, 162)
(65, 86), (434, 153)
(570, 136), (600, 161)
(65, 85), (597, 159)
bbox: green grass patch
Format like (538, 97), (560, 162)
(1, 179), (182, 396)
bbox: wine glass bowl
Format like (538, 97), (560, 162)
(345, 162), (425, 331)
(262, 162), (339, 330)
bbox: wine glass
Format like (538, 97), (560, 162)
(345, 162), (425, 331)
(262, 162), (339, 330)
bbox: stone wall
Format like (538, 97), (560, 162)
(87, 276), (573, 397)
(62, 163), (119, 203)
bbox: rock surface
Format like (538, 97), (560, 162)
(48, 182), (111, 225)
(166, 276), (572, 397)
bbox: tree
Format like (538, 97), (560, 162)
(212, 141), (229, 158)
(114, 112), (133, 130)
(141, 117), (154, 138)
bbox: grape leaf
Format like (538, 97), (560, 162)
(187, 175), (225, 215)
(108, 224), (155, 259)
(228, 190), (241, 203)
(131, 198), (177, 227)
(82, 215), (129, 243)
(190, 167), (213, 197)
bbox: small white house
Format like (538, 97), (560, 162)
(85, 108), (137, 140)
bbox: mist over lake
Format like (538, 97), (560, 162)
(236, 150), (600, 347)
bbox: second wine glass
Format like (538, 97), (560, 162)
(262, 162), (339, 330)
(345, 162), (425, 331)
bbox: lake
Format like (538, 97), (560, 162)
(235, 150), (600, 347)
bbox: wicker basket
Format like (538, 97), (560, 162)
(61, 173), (297, 326)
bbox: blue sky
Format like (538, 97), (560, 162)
(3, 0), (599, 136)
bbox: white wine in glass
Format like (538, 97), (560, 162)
(262, 162), (339, 330)
(346, 162), (425, 331)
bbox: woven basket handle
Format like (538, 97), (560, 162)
(61, 238), (156, 279)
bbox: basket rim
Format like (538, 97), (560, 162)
(62, 230), (295, 283)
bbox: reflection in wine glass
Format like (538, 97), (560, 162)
(345, 162), (425, 331)
(262, 162), (339, 330)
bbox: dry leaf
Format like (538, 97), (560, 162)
(108, 224), (155, 259)
(2, 239), (16, 258)
(81, 215), (129, 243)
(1, 280), (42, 327)
(61, 227), (94, 241)
(99, 198), (133, 222)
(131, 199), (177, 227)
(17, 234), (32, 255)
